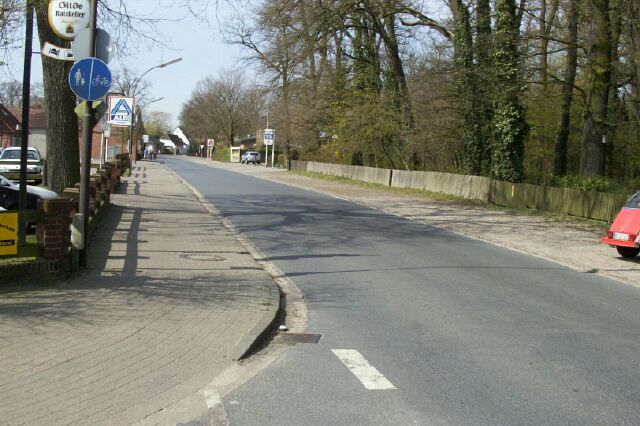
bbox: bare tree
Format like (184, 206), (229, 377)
(180, 70), (256, 146)
(0, 79), (22, 106)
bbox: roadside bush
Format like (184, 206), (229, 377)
(213, 147), (230, 162)
(549, 175), (618, 192)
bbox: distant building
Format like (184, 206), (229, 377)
(1, 104), (131, 163)
(171, 127), (192, 149)
(167, 133), (187, 155)
(238, 135), (257, 150)
(0, 105), (21, 149)
(3, 105), (47, 157)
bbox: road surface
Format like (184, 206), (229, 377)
(164, 157), (640, 425)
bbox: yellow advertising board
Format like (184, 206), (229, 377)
(0, 212), (18, 256)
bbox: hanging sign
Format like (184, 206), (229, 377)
(48, 0), (91, 40)
(42, 42), (75, 61)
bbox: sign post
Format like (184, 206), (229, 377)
(264, 129), (275, 168)
(207, 139), (214, 159)
(76, 0), (98, 267)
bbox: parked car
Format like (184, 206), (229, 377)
(0, 174), (57, 211)
(241, 151), (261, 164)
(0, 147), (44, 185)
(602, 190), (640, 258)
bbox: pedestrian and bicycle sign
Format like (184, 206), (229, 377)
(107, 96), (135, 126)
(69, 57), (112, 101)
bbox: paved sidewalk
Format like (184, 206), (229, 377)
(0, 161), (279, 425)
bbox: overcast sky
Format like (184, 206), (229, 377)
(5, 0), (249, 127)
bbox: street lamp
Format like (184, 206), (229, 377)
(127, 58), (182, 162)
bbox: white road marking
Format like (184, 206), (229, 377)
(332, 349), (397, 390)
(203, 387), (222, 409)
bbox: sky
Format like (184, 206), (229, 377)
(5, 0), (249, 127)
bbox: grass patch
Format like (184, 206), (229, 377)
(288, 169), (609, 231)
(0, 234), (39, 266)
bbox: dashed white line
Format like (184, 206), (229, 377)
(332, 349), (397, 390)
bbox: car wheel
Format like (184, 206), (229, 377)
(616, 246), (640, 258)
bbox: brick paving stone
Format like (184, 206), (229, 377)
(0, 160), (279, 425)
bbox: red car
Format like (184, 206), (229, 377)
(602, 191), (640, 258)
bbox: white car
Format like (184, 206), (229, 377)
(241, 151), (261, 164)
(0, 147), (44, 185)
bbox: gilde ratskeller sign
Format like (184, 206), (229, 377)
(48, 0), (91, 40)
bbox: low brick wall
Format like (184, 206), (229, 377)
(35, 161), (123, 268)
(37, 198), (74, 268)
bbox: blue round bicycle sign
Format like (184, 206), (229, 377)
(69, 57), (112, 101)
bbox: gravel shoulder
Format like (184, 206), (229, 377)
(186, 158), (640, 288)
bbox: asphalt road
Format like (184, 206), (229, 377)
(164, 157), (640, 425)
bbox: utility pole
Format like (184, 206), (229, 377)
(18, 0), (33, 247)
(79, 0), (98, 267)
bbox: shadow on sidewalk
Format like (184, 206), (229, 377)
(0, 195), (261, 326)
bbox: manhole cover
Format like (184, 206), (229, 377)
(281, 333), (322, 344)
(179, 253), (226, 262)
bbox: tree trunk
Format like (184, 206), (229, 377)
(35, 1), (80, 193)
(475, 0), (493, 174)
(382, 13), (413, 130)
(451, 0), (482, 175)
(580, 0), (611, 177)
(553, 0), (578, 176)
(630, 0), (640, 119)
(281, 66), (291, 158)
(538, 0), (559, 93)
(491, 0), (527, 182)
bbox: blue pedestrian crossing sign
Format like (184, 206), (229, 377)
(108, 96), (135, 126)
(69, 58), (112, 101)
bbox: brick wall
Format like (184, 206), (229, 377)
(36, 161), (124, 269)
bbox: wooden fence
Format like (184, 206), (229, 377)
(289, 160), (630, 222)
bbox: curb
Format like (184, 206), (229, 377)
(162, 163), (287, 360)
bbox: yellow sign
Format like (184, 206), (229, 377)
(0, 213), (18, 256)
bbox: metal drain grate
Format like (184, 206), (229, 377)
(281, 333), (322, 344)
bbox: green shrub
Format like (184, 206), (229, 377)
(549, 175), (618, 192)
(213, 147), (230, 162)
(277, 154), (288, 167)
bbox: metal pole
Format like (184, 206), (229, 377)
(131, 111), (136, 164)
(18, 1), (33, 247)
(79, 0), (98, 267)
